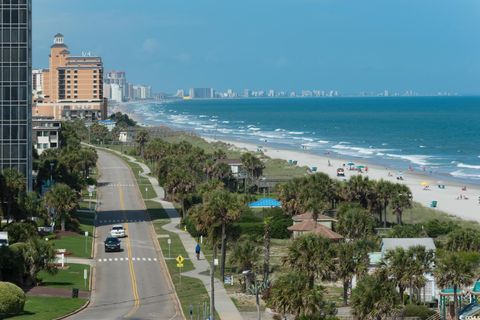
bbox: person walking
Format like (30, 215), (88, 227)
(195, 243), (201, 260)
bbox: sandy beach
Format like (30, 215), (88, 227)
(204, 137), (480, 224)
(114, 103), (480, 224)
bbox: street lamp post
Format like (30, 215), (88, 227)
(50, 162), (54, 185)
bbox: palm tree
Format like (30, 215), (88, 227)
(268, 271), (336, 320)
(45, 183), (78, 231)
(435, 251), (478, 319)
(2, 168), (26, 221)
(407, 245), (434, 303)
(241, 152), (264, 192)
(391, 183), (412, 225)
(336, 203), (375, 241)
(189, 189), (242, 282)
(351, 268), (398, 320)
(283, 234), (335, 289)
(75, 147), (98, 180)
(135, 129), (149, 157)
(263, 216), (272, 282)
(382, 247), (411, 303)
(343, 175), (373, 209)
(164, 168), (197, 217)
(336, 241), (372, 306)
(374, 180), (396, 226)
(229, 237), (260, 291)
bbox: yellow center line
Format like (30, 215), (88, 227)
(118, 186), (140, 318)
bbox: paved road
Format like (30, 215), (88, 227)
(69, 150), (181, 320)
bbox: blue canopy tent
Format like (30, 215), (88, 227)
(248, 198), (281, 208)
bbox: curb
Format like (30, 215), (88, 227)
(54, 298), (90, 320)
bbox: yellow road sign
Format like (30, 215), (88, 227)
(176, 255), (184, 264)
(176, 263), (184, 268)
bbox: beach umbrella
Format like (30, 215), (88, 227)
(356, 165), (365, 169)
(347, 162), (355, 166)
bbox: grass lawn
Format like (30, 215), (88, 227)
(38, 263), (90, 291)
(52, 234), (92, 258)
(5, 296), (86, 320)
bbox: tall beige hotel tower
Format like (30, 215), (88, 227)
(34, 34), (106, 120)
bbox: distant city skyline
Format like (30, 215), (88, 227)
(33, 0), (480, 94)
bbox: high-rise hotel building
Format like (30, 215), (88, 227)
(0, 0), (32, 189)
(33, 34), (107, 120)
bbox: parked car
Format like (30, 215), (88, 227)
(110, 225), (126, 238)
(104, 237), (121, 252)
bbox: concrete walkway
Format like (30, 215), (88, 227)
(97, 147), (244, 320)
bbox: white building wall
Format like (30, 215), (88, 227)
(110, 84), (122, 103)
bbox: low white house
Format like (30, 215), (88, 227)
(119, 130), (134, 143)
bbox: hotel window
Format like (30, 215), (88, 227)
(67, 96), (71, 99)
(93, 70), (97, 73)
(93, 90), (97, 94)
(74, 75), (77, 79)
(93, 85), (97, 88)
(74, 80), (77, 83)
(74, 95), (78, 99)
(67, 75), (70, 78)
(93, 80), (97, 83)
(74, 70), (78, 73)
(93, 75), (97, 78)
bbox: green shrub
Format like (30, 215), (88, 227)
(235, 222), (264, 239)
(387, 224), (427, 238)
(424, 219), (456, 237)
(402, 304), (435, 319)
(183, 216), (206, 239)
(269, 216), (293, 239)
(0, 282), (26, 316)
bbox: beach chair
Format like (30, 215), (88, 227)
(430, 201), (437, 208)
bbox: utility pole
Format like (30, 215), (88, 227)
(210, 247), (216, 320)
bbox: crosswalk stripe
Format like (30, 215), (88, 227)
(120, 257), (124, 261)
(154, 258), (157, 261)
(108, 258), (112, 262)
(132, 257), (136, 261)
(142, 258), (146, 261)
(114, 258), (118, 261)
(147, 258), (151, 261)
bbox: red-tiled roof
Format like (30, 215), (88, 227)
(292, 212), (337, 222)
(288, 220), (343, 240)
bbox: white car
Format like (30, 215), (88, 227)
(110, 225), (126, 238)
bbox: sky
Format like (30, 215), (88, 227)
(33, 0), (480, 94)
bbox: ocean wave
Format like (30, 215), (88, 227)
(457, 163), (480, 170)
(275, 128), (286, 132)
(385, 153), (432, 166)
(288, 131), (304, 135)
(450, 170), (480, 180)
(332, 144), (391, 156)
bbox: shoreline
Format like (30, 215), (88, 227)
(114, 105), (480, 224)
(204, 136), (480, 224)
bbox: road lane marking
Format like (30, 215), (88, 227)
(119, 185), (140, 318)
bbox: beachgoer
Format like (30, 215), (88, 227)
(195, 243), (201, 260)
(365, 166), (368, 173)
(328, 160), (331, 167)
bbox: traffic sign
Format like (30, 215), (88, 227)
(176, 263), (184, 268)
(176, 255), (184, 264)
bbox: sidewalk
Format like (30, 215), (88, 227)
(102, 147), (244, 320)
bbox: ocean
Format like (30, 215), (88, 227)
(122, 96), (480, 184)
